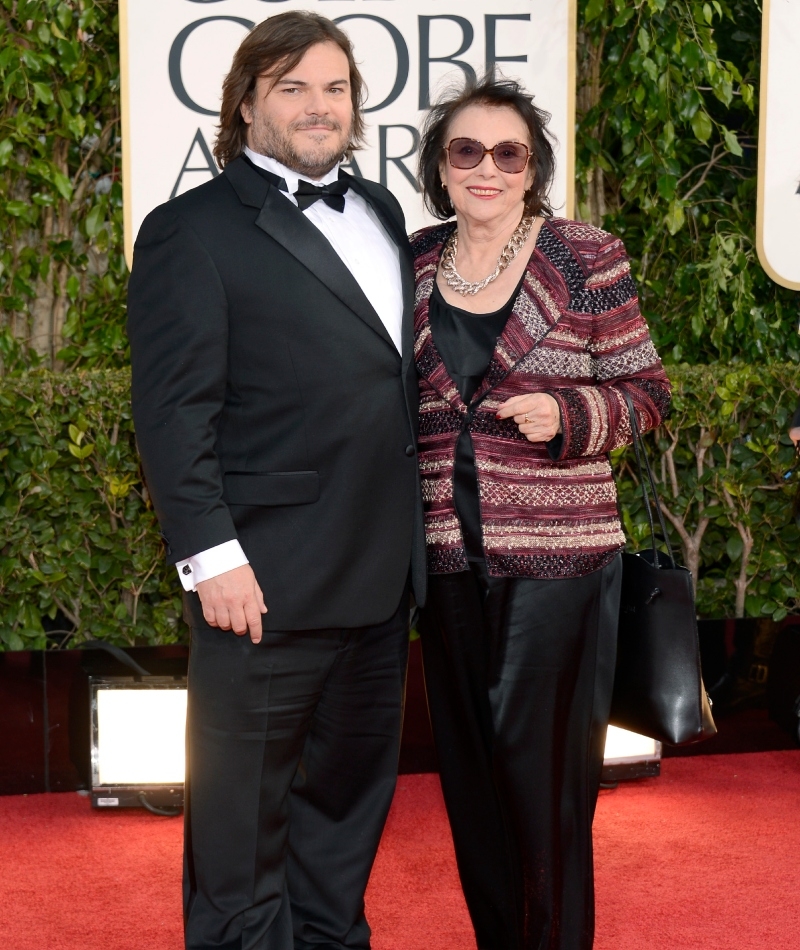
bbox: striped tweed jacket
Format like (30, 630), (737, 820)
(412, 217), (671, 578)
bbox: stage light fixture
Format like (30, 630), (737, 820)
(602, 725), (661, 782)
(90, 676), (187, 813)
(89, 676), (660, 808)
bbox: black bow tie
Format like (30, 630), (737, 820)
(294, 178), (349, 213)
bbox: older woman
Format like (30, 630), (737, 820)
(412, 76), (670, 950)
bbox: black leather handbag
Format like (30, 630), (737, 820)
(609, 395), (717, 746)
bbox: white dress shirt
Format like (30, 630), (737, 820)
(175, 149), (405, 592)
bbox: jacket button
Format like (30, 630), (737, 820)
(405, 445), (415, 457)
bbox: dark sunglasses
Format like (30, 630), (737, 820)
(444, 138), (530, 174)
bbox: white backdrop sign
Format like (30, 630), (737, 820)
(757, 0), (800, 291)
(120, 0), (576, 267)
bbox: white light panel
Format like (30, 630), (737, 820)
(603, 725), (658, 763)
(94, 688), (653, 783)
(96, 688), (187, 785)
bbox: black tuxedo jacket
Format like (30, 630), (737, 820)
(127, 156), (425, 630)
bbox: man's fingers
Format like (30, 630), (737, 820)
(227, 604), (248, 636)
(244, 601), (263, 644)
(255, 583), (268, 615)
(196, 566), (267, 639)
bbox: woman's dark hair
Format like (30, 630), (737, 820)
(417, 74), (557, 220)
(214, 12), (367, 168)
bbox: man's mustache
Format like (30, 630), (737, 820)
(291, 118), (342, 132)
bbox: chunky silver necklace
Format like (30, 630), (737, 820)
(441, 214), (535, 296)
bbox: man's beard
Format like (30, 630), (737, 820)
(249, 112), (351, 179)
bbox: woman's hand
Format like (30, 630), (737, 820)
(496, 393), (562, 443)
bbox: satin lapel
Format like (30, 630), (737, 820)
(245, 171), (396, 352)
(345, 173), (415, 372)
(413, 224), (465, 414)
(470, 220), (568, 405)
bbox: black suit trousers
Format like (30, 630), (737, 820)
(183, 593), (410, 950)
(418, 556), (621, 950)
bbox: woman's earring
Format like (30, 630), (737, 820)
(441, 181), (447, 190)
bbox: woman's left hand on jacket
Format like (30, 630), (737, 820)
(497, 393), (562, 443)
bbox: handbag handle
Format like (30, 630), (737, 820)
(623, 392), (675, 568)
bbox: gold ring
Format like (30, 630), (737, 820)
(524, 413), (530, 423)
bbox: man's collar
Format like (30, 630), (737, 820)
(243, 147), (340, 194)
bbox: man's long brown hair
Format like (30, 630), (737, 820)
(214, 12), (367, 168)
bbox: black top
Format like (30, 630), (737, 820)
(127, 155), (425, 629)
(428, 278), (522, 559)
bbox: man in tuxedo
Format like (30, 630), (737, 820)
(127, 12), (424, 950)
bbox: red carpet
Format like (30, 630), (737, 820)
(0, 752), (798, 949)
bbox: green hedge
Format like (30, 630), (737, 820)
(614, 363), (800, 622)
(0, 370), (182, 650)
(1, 366), (799, 650)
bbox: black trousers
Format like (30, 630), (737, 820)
(418, 556), (622, 950)
(183, 595), (410, 950)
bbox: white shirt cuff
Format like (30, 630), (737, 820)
(175, 539), (249, 592)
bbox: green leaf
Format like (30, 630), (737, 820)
(657, 174), (677, 201)
(68, 424), (84, 445)
(79, 443), (95, 459)
(665, 200), (685, 235)
(57, 2), (73, 32)
(52, 172), (73, 201)
(612, 8), (635, 27)
(0, 139), (13, 166)
(1, 631), (25, 652)
(722, 128), (743, 157)
(33, 83), (54, 105)
(726, 535), (743, 561)
(681, 42), (703, 70)
(4, 201), (28, 217)
(85, 203), (106, 238)
(584, 0), (606, 23)
(691, 110), (713, 143)
(66, 114), (86, 139)
(641, 57), (659, 83)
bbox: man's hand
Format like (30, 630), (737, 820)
(196, 564), (268, 644)
(496, 392), (562, 443)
